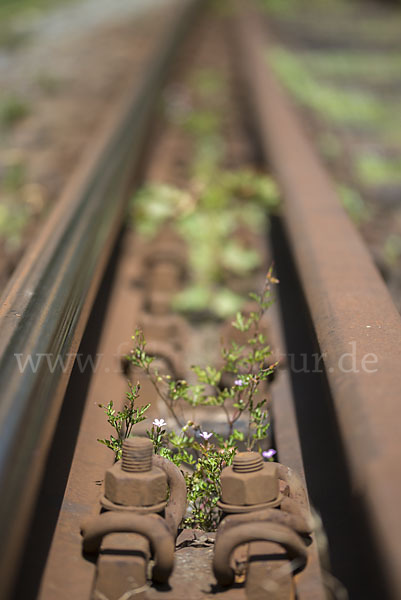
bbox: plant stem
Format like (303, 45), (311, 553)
(146, 366), (184, 429)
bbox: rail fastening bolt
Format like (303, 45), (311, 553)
(105, 437), (168, 508)
(220, 451), (279, 506)
(121, 437), (153, 472)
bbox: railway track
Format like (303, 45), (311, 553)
(1, 2), (401, 600)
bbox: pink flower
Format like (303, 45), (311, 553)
(199, 431), (213, 441)
(262, 449), (277, 460)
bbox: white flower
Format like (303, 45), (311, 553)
(234, 379), (244, 386)
(153, 418), (167, 427)
(199, 431), (213, 441)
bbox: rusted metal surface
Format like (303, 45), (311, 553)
(215, 453), (311, 598)
(245, 541), (295, 600)
(91, 446), (187, 599)
(217, 507), (311, 540)
(94, 532), (150, 600)
(153, 454), (187, 536)
(35, 232), (144, 600)
(268, 303), (306, 480)
(220, 452), (281, 507)
(82, 512), (175, 583)
(266, 275), (330, 599)
(139, 311), (189, 352)
(138, 340), (186, 381)
(213, 522), (308, 587)
(149, 531), (244, 600)
(234, 6), (401, 598)
(0, 2), (201, 597)
(104, 438), (168, 509)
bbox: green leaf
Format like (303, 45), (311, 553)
(221, 242), (261, 275)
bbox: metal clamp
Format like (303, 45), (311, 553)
(82, 512), (174, 584)
(154, 454), (187, 536)
(213, 521), (308, 587)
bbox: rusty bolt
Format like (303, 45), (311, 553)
(220, 452), (279, 506)
(147, 291), (171, 316)
(105, 438), (168, 507)
(148, 262), (181, 294)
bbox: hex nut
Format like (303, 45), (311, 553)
(105, 463), (168, 507)
(149, 262), (181, 293)
(220, 462), (279, 506)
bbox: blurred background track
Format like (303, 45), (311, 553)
(261, 0), (401, 311)
(0, 0), (180, 289)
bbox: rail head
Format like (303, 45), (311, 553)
(0, 1), (201, 597)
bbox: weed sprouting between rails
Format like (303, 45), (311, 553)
(98, 270), (279, 531)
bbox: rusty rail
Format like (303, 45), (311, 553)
(233, 6), (401, 599)
(0, 2), (200, 598)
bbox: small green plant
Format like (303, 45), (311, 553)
(131, 172), (279, 319)
(148, 420), (239, 530)
(0, 27), (29, 50)
(2, 159), (26, 192)
(127, 269), (278, 435)
(125, 272), (278, 529)
(99, 275), (278, 530)
(301, 51), (401, 86)
(337, 184), (370, 225)
(36, 72), (62, 95)
(270, 47), (394, 129)
(383, 234), (401, 268)
(0, 0), (80, 29)
(355, 154), (401, 188)
(183, 109), (221, 138)
(120, 56), (280, 530)
(0, 201), (30, 250)
(189, 68), (226, 99)
(97, 382), (150, 460)
(131, 61), (280, 319)
(259, 0), (298, 15)
(0, 95), (30, 128)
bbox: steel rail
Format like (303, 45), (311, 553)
(234, 7), (401, 599)
(0, 2), (200, 597)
